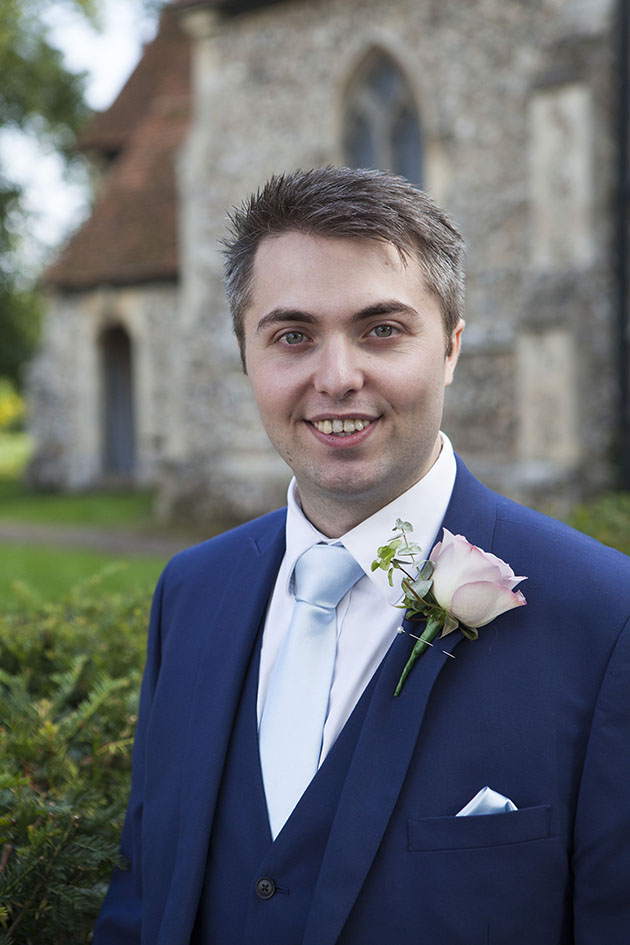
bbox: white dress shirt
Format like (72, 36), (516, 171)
(257, 433), (457, 765)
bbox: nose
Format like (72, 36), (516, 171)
(312, 337), (364, 400)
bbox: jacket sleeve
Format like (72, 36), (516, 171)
(572, 614), (630, 943)
(92, 572), (167, 945)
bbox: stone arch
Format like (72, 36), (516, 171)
(341, 47), (423, 186)
(99, 323), (136, 480)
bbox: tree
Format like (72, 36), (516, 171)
(0, 0), (95, 387)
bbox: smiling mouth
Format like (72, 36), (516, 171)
(310, 418), (373, 436)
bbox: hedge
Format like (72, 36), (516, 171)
(0, 578), (151, 944)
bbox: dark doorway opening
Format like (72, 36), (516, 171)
(101, 325), (136, 480)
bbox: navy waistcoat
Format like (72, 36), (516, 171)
(191, 632), (378, 945)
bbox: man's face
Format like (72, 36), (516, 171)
(242, 232), (463, 534)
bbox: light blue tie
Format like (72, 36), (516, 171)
(259, 543), (364, 839)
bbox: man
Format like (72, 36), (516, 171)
(94, 167), (630, 945)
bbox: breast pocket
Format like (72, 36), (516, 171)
(408, 804), (552, 851)
(399, 806), (568, 943)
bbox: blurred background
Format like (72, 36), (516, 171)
(1, 0), (629, 609)
(0, 0), (177, 608)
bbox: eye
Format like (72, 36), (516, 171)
(370, 324), (395, 338)
(280, 330), (308, 346)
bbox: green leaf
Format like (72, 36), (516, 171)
(408, 575), (433, 600)
(440, 613), (460, 637)
(419, 560), (435, 580)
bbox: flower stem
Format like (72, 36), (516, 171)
(394, 616), (443, 696)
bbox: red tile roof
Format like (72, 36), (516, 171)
(45, 6), (190, 289)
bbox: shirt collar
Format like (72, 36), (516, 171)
(284, 433), (457, 604)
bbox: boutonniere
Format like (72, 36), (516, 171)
(372, 519), (527, 696)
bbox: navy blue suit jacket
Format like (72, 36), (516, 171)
(94, 460), (630, 944)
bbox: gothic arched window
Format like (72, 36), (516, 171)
(342, 50), (423, 186)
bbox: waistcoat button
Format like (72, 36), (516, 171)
(255, 877), (276, 900)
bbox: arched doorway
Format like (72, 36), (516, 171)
(100, 324), (136, 480)
(342, 48), (423, 187)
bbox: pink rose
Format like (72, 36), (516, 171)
(429, 529), (527, 629)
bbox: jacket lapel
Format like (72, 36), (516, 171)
(157, 515), (286, 945)
(303, 459), (499, 945)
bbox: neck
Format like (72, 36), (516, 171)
(299, 496), (374, 538)
(298, 480), (419, 538)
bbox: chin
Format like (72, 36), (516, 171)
(314, 471), (392, 503)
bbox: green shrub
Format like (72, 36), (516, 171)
(0, 578), (152, 943)
(0, 383), (24, 435)
(567, 491), (630, 556)
(0, 434), (31, 479)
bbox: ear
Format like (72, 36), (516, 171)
(444, 319), (464, 386)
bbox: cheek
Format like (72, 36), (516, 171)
(249, 368), (296, 421)
(387, 366), (443, 410)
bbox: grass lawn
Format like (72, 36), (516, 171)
(0, 434), (156, 528)
(0, 542), (166, 610)
(0, 432), (169, 609)
(0, 475), (157, 528)
(0, 432), (165, 530)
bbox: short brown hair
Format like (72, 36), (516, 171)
(222, 166), (465, 361)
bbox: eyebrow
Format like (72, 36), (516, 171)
(255, 300), (420, 334)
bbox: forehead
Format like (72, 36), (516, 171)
(247, 232), (428, 317)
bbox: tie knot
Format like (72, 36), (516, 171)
(293, 544), (363, 610)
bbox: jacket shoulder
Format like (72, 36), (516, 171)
(489, 493), (630, 630)
(453, 459), (629, 613)
(455, 458), (629, 575)
(160, 507), (287, 587)
(494, 491), (629, 571)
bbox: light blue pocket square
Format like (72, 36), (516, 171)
(456, 785), (518, 817)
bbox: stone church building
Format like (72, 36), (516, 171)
(28, 0), (630, 522)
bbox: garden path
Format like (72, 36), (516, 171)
(0, 520), (194, 557)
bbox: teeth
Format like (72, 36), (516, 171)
(312, 418), (370, 435)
